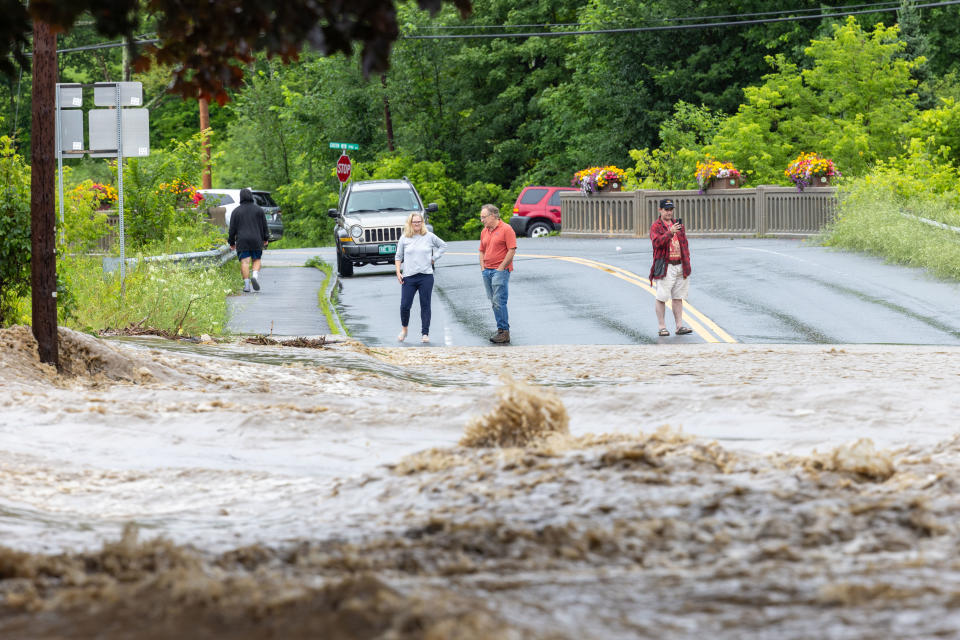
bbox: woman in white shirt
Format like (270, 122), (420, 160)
(395, 212), (447, 343)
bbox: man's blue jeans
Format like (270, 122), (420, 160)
(482, 268), (510, 331)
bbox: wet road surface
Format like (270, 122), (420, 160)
(321, 237), (960, 346)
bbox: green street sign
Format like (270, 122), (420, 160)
(328, 142), (359, 150)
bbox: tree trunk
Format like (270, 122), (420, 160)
(30, 20), (58, 369)
(199, 97), (212, 188)
(381, 73), (394, 152)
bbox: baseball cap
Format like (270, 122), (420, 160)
(659, 199), (675, 209)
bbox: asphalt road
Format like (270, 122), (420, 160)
(228, 238), (960, 346)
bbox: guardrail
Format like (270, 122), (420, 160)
(102, 244), (234, 274)
(560, 185), (838, 237)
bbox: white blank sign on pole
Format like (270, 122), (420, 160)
(58, 85), (83, 108)
(88, 108), (151, 158)
(59, 109), (84, 152)
(93, 82), (143, 107)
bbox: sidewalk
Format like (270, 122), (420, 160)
(225, 248), (335, 337)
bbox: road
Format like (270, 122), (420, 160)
(229, 238), (960, 346)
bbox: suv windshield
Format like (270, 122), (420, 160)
(347, 188), (420, 213)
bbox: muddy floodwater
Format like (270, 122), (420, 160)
(2, 325), (960, 638)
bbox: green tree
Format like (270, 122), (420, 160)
(625, 101), (725, 189)
(705, 18), (921, 184)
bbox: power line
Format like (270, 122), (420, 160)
(412, 0), (904, 31)
(404, 0), (960, 40)
(24, 37), (159, 57)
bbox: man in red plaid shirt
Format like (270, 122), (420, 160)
(648, 199), (692, 336)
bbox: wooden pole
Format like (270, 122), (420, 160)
(30, 20), (58, 369)
(199, 97), (212, 188)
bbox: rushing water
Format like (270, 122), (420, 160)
(2, 326), (960, 638)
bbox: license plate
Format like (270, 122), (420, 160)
(378, 244), (396, 254)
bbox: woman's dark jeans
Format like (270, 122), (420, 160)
(400, 273), (434, 335)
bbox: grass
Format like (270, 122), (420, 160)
(820, 179), (960, 281)
(58, 255), (240, 336)
(305, 256), (348, 336)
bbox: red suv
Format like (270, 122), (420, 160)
(508, 186), (577, 238)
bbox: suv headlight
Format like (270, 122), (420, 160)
(350, 224), (363, 241)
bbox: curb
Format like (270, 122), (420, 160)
(322, 264), (347, 336)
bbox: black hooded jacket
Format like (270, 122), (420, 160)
(227, 188), (269, 252)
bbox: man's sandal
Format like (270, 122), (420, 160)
(676, 326), (693, 335)
(658, 328), (670, 336)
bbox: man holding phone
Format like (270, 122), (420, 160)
(648, 199), (692, 336)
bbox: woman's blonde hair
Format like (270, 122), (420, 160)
(403, 212), (427, 238)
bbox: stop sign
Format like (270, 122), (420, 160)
(336, 154), (352, 183)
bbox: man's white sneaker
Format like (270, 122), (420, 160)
(243, 284), (252, 293)
(251, 274), (260, 291)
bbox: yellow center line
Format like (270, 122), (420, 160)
(448, 251), (737, 343)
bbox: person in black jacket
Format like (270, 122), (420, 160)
(227, 188), (270, 292)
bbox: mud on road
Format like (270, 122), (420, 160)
(2, 326), (960, 639)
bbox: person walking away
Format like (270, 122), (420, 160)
(648, 199), (692, 336)
(228, 188), (269, 293)
(478, 204), (516, 344)
(395, 212), (447, 343)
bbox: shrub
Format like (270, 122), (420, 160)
(59, 256), (236, 335)
(822, 157), (960, 280)
(0, 136), (31, 326)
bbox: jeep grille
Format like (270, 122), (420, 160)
(364, 226), (403, 243)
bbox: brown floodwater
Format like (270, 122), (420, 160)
(1, 326), (960, 638)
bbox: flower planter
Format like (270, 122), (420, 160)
(598, 182), (622, 192)
(808, 175), (832, 187)
(707, 178), (740, 190)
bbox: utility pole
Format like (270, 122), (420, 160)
(30, 20), (59, 368)
(199, 97), (212, 188)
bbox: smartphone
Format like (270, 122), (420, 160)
(675, 217), (683, 225)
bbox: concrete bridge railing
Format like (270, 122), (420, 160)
(560, 186), (838, 238)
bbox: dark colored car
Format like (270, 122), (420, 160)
(508, 186), (577, 238)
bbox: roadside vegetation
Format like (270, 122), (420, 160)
(59, 257), (237, 336)
(823, 153), (960, 280)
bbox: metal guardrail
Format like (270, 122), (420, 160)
(102, 244), (234, 274)
(560, 185), (838, 237)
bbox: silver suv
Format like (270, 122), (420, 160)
(327, 178), (437, 277)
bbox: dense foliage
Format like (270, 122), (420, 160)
(0, 135), (31, 325)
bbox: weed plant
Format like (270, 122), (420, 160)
(59, 256), (238, 335)
(822, 171), (960, 280)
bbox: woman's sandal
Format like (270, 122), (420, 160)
(398, 329), (408, 342)
(421, 334), (430, 343)
(675, 326), (693, 335)
(658, 328), (670, 336)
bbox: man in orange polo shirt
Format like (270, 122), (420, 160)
(478, 204), (517, 344)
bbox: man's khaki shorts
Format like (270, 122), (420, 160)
(655, 263), (689, 302)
